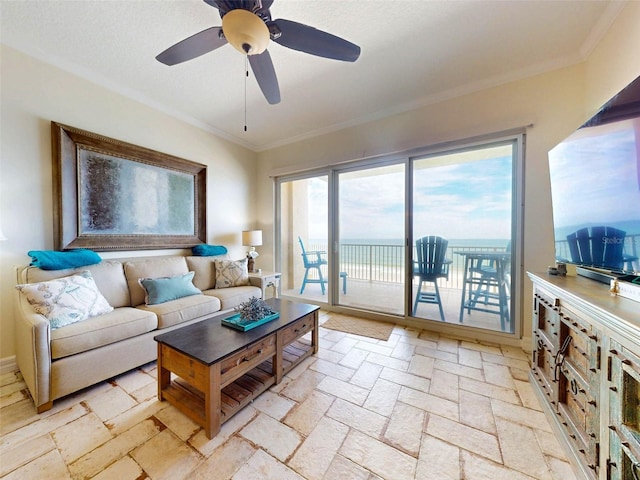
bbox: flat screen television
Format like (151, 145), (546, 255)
(548, 75), (640, 278)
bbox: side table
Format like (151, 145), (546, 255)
(249, 271), (281, 299)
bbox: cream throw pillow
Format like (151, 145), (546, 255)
(214, 258), (250, 288)
(16, 270), (113, 329)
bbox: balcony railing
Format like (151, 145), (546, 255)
(305, 234), (639, 292)
(308, 242), (509, 290)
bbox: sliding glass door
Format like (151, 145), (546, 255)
(337, 163), (406, 314)
(278, 175), (331, 303)
(277, 164), (406, 317)
(276, 133), (522, 335)
(411, 140), (518, 333)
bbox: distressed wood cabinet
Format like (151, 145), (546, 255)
(608, 339), (640, 479)
(529, 273), (640, 480)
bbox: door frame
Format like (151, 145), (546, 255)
(274, 129), (525, 339)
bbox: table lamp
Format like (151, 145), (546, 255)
(242, 230), (262, 272)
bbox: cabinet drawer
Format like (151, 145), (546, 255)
(160, 344), (208, 391)
(219, 335), (276, 387)
(282, 315), (314, 345)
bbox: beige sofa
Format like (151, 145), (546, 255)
(15, 255), (262, 412)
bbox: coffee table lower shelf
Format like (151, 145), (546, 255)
(162, 361), (277, 427)
(281, 339), (313, 375)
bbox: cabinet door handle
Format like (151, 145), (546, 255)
(570, 378), (579, 396)
(242, 349), (263, 363)
(554, 336), (572, 382)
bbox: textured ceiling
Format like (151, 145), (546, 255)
(0, 0), (624, 151)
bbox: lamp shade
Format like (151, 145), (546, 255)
(242, 230), (263, 247)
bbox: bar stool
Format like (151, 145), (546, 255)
(458, 251), (510, 331)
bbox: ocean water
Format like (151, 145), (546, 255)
(313, 238), (509, 248)
(308, 238), (509, 270)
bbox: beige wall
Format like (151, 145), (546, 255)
(256, 1), (640, 345)
(1, 1), (639, 360)
(0, 45), (258, 359)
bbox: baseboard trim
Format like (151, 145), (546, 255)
(0, 356), (18, 375)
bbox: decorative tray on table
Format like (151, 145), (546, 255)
(221, 311), (280, 331)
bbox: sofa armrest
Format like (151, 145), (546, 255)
(248, 276), (262, 289)
(15, 290), (52, 411)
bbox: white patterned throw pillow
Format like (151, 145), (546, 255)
(214, 258), (250, 289)
(16, 270), (113, 329)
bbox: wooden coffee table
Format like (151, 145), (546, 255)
(154, 299), (319, 438)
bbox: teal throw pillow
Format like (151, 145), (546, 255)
(138, 271), (201, 305)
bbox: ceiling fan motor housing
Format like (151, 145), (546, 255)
(222, 9), (270, 55)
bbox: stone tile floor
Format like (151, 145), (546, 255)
(0, 311), (577, 479)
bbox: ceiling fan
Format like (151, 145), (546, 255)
(156, 0), (361, 105)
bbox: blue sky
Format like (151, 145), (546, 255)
(412, 156), (512, 240)
(308, 146), (514, 241)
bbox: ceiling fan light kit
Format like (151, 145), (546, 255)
(156, 0), (361, 105)
(222, 9), (269, 55)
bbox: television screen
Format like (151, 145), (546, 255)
(548, 78), (640, 275)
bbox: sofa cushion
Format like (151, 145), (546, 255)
(203, 285), (261, 311)
(51, 307), (157, 359)
(186, 254), (230, 291)
(139, 272), (201, 305)
(23, 260), (130, 308)
(16, 271), (114, 330)
(214, 258), (250, 288)
(124, 257), (189, 307)
(137, 294), (220, 329)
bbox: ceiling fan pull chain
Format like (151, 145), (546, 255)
(244, 55), (248, 132)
